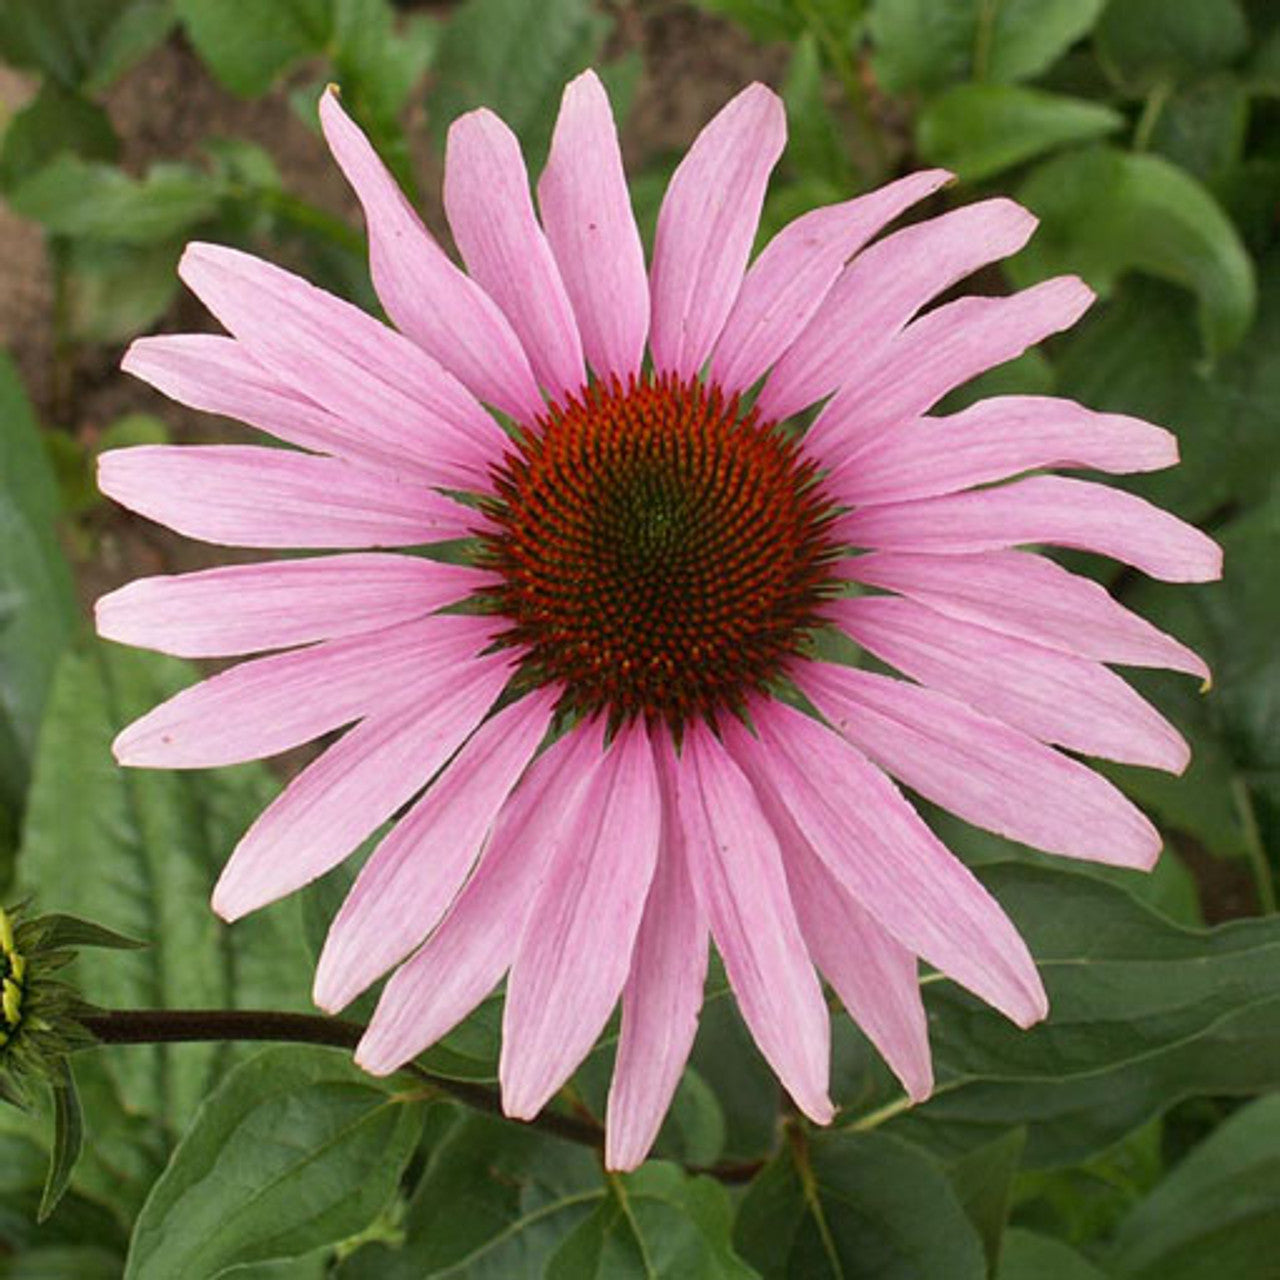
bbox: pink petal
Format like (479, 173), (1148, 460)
(675, 720), (833, 1123)
(724, 715), (931, 1101)
(314, 689), (557, 1013)
(179, 243), (503, 488)
(123, 335), (419, 474)
(831, 595), (1188, 772)
(112, 614), (499, 769)
(649, 83), (787, 380)
(211, 651), (509, 921)
(537, 70), (649, 383)
(445, 109), (584, 401)
(98, 445), (477, 549)
(847, 549), (1209, 679)
(800, 663), (1161, 870)
(319, 89), (543, 424)
(708, 169), (952, 397)
(502, 723), (662, 1119)
(759, 197), (1036, 423)
(833, 396), (1179, 506)
(95, 555), (492, 658)
(747, 699), (1047, 1028)
(605, 732), (709, 1171)
(357, 722), (604, 1076)
(839, 475), (1224, 583)
(805, 277), (1094, 464)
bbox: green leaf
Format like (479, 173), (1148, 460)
(0, 83), (118, 193)
(7, 156), (225, 245)
(917, 84), (1123, 182)
(878, 864), (1280, 1166)
(34, 914), (148, 952)
(82, 0), (175, 94)
(545, 1164), (754, 1280)
(1096, 0), (1250, 95)
(125, 1046), (422, 1280)
(18, 643), (314, 1132)
(61, 239), (183, 344)
(781, 33), (853, 188)
(735, 1128), (987, 1279)
(37, 1065), (83, 1224)
(429, 0), (612, 168)
(998, 1229), (1109, 1280)
(946, 1128), (1026, 1271)
(870, 0), (1108, 93)
(1107, 1095), (1280, 1278)
(0, 352), (76, 879)
(694, 0), (864, 43)
(1, 1245), (125, 1279)
(0, 0), (133, 88)
(1012, 145), (1256, 357)
(173, 0), (329, 97)
(1148, 79), (1249, 183)
(337, 1110), (602, 1278)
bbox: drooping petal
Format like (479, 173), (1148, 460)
(98, 445), (477, 549)
(830, 595), (1188, 772)
(445, 109), (585, 400)
(502, 722), (662, 1119)
(538, 70), (649, 383)
(112, 614), (499, 769)
(800, 663), (1161, 870)
(723, 717), (931, 1101)
(708, 169), (951, 396)
(758, 198), (1036, 423)
(746, 699), (1047, 1028)
(805, 277), (1094, 464)
(675, 721), (833, 1123)
(314, 689), (557, 1013)
(832, 396), (1179, 506)
(839, 475), (1224, 583)
(649, 83), (786, 380)
(319, 88), (544, 423)
(357, 722), (604, 1075)
(846, 549), (1208, 678)
(96, 555), (492, 658)
(211, 651), (511, 921)
(123, 335), (418, 474)
(179, 243), (503, 488)
(605, 732), (708, 1171)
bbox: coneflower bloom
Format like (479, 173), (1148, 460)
(97, 71), (1221, 1169)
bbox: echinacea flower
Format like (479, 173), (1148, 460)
(96, 71), (1222, 1170)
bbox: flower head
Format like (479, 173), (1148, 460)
(98, 72), (1221, 1168)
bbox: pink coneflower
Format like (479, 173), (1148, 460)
(97, 72), (1221, 1169)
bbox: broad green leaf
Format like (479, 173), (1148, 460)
(946, 1128), (1026, 1271)
(1096, 0), (1250, 95)
(917, 84), (1122, 182)
(125, 1046), (422, 1280)
(870, 0), (1108, 93)
(0, 352), (76, 879)
(545, 1164), (754, 1280)
(429, 0), (611, 168)
(0, 84), (118, 193)
(734, 1129), (987, 1279)
(61, 239), (182, 344)
(7, 157), (224, 246)
(879, 864), (1280, 1166)
(81, 0), (175, 94)
(337, 1110), (601, 1279)
(2, 1245), (125, 1279)
(18, 643), (314, 1131)
(998, 1229), (1109, 1280)
(1012, 145), (1256, 356)
(1107, 1095), (1280, 1278)
(0, 0), (133, 88)
(173, 0), (329, 97)
(1148, 79), (1249, 182)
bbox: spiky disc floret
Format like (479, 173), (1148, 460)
(480, 374), (842, 729)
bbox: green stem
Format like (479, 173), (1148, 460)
(1232, 777), (1276, 915)
(1134, 79), (1173, 151)
(973, 0), (1001, 81)
(80, 1008), (601, 1149)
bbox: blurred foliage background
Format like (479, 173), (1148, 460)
(1, 0), (1279, 1276)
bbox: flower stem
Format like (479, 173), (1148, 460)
(80, 1008), (602, 1149)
